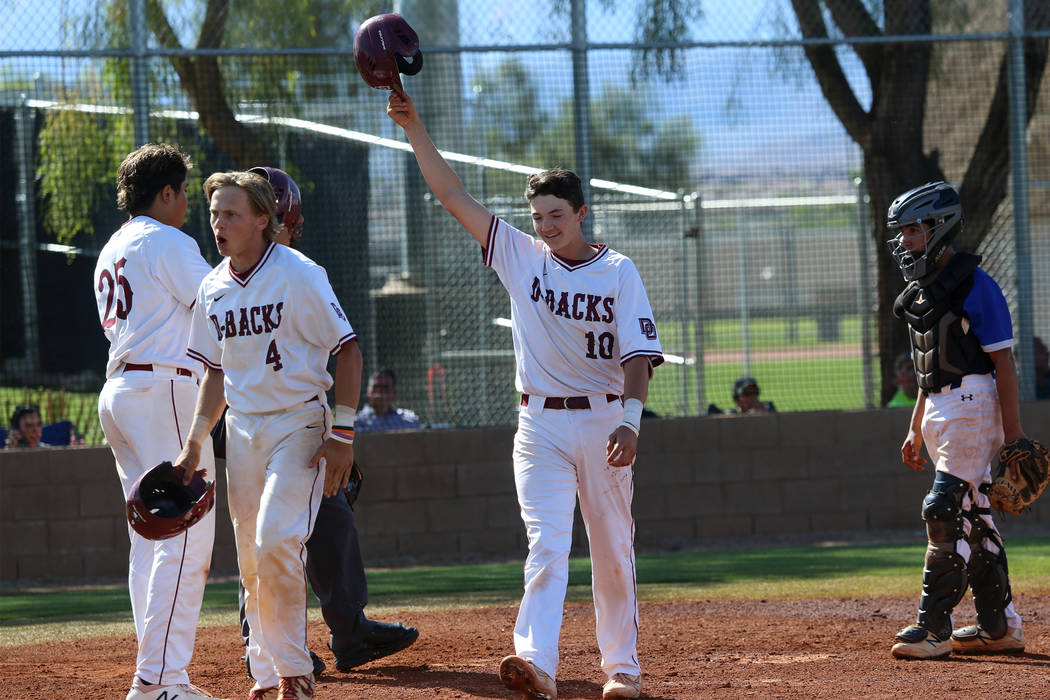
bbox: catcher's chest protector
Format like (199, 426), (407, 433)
(893, 252), (993, 392)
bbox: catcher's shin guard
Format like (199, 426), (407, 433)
(915, 472), (970, 637)
(964, 516), (1012, 640)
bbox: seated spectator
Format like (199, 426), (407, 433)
(887, 353), (919, 407)
(728, 376), (775, 415)
(355, 369), (422, 432)
(7, 404), (49, 448)
(1035, 336), (1050, 400)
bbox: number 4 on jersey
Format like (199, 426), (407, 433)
(266, 340), (283, 371)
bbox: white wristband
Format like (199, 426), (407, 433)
(190, 414), (215, 445)
(620, 398), (643, 436)
(334, 404), (357, 429)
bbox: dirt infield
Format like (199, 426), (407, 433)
(3, 594), (1049, 699)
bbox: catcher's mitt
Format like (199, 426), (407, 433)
(986, 437), (1050, 515)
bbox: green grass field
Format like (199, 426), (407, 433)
(4, 537), (1049, 647)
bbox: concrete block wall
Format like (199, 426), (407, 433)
(3, 403), (1050, 585)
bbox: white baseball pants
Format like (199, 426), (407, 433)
(98, 371), (216, 686)
(922, 372), (1022, 629)
(226, 401), (326, 688)
(511, 395), (640, 680)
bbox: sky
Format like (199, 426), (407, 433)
(2, 0), (867, 179)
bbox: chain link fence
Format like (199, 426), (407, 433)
(2, 1), (1049, 443)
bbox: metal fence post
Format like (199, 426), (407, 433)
(129, 0), (150, 146)
(14, 97), (40, 373)
(691, 192), (705, 415)
(571, 0), (594, 242)
(855, 177), (874, 409)
(1009, 0), (1034, 401)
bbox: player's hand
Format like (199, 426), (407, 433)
(174, 441), (206, 484)
(386, 91), (419, 129)
(606, 426), (638, 467)
(312, 438), (354, 498)
(901, 430), (926, 471)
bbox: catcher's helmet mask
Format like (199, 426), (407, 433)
(886, 181), (963, 283)
(248, 166), (302, 241)
(354, 13), (424, 95)
(126, 461), (215, 541)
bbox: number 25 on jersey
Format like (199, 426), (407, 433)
(98, 258), (133, 328)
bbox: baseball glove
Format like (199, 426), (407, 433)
(986, 437), (1050, 515)
(345, 461), (364, 509)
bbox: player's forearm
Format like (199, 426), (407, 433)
(402, 120), (490, 243)
(333, 340), (362, 412)
(187, 367), (226, 447)
(909, 391), (925, 433)
(622, 356), (652, 403)
(991, 349), (1024, 440)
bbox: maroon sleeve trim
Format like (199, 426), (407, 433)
(187, 348), (221, 370)
(620, 351), (664, 369)
(331, 334), (358, 355)
(482, 215), (498, 267)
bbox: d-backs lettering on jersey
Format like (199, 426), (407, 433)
(186, 242), (356, 413)
(482, 216), (663, 397)
(94, 216), (212, 379)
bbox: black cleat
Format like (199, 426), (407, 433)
(332, 621), (419, 672)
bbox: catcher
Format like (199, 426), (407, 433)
(887, 181), (1032, 660)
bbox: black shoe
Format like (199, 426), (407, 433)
(332, 621), (419, 672)
(310, 650), (327, 677)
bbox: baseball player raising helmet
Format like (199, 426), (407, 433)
(94, 143), (220, 700)
(176, 170), (363, 700)
(888, 181), (1028, 660)
(387, 90), (663, 700)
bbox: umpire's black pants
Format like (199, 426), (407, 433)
(240, 486), (370, 650)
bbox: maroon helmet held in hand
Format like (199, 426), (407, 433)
(353, 12), (423, 96)
(126, 461), (216, 541)
(248, 166), (302, 241)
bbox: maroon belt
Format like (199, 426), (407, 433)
(124, 363), (193, 378)
(521, 394), (621, 410)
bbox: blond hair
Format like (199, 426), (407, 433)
(203, 171), (284, 241)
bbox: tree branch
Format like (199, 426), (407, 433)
(790, 0), (872, 149)
(145, 0), (269, 165)
(823, 0), (881, 83)
(959, 25), (1049, 249)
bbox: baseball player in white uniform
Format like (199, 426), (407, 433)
(94, 143), (220, 700)
(388, 92), (662, 700)
(175, 171), (362, 700)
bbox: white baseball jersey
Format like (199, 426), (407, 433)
(186, 241), (356, 412)
(94, 216), (212, 378)
(483, 216), (664, 395)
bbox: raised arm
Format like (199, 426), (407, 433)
(386, 91), (494, 245)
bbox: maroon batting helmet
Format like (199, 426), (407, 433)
(126, 462), (215, 541)
(248, 166), (302, 240)
(353, 13), (423, 95)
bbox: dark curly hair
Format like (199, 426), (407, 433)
(116, 143), (193, 215)
(524, 168), (584, 212)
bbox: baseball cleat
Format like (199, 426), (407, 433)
(603, 673), (642, 699)
(891, 624), (952, 660)
(126, 678), (225, 699)
(498, 655), (557, 699)
(332, 621), (419, 671)
(277, 673), (314, 700)
(951, 625), (1025, 654)
(246, 687), (278, 700)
